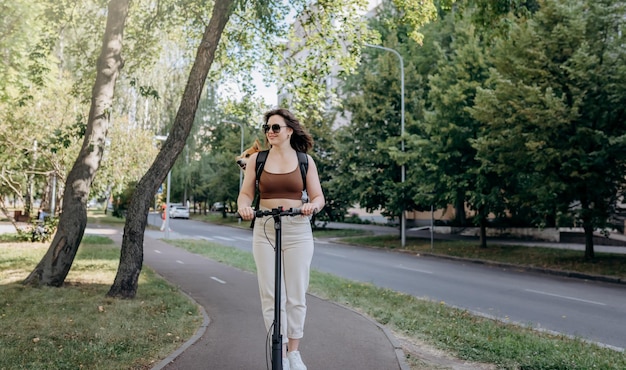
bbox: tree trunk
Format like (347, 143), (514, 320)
(479, 220), (487, 248)
(582, 213), (595, 260)
(478, 206), (487, 249)
(107, 0), (235, 298)
(454, 195), (466, 225)
(23, 0), (130, 287)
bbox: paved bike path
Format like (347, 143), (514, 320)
(102, 227), (407, 370)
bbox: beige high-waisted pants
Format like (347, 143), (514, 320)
(253, 213), (314, 343)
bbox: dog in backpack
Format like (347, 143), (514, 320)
(236, 139), (263, 171)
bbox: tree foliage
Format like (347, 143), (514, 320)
(420, 7), (496, 246)
(332, 5), (425, 221)
(470, 0), (626, 257)
(0, 1), (47, 102)
(329, 0), (625, 256)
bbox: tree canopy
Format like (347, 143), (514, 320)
(470, 0), (626, 257)
(2, 0), (625, 292)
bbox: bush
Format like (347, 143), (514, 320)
(112, 181), (137, 218)
(16, 217), (59, 242)
(342, 213), (372, 225)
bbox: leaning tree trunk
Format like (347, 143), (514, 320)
(23, 0), (130, 287)
(107, 0), (235, 299)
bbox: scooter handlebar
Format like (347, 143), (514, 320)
(254, 207), (302, 218)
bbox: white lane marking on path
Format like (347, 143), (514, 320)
(524, 289), (606, 306)
(154, 250), (162, 254)
(397, 265), (434, 274)
(199, 236), (214, 241)
(176, 260), (185, 264)
(211, 277), (226, 284)
(234, 237), (252, 241)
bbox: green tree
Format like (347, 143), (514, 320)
(95, 123), (159, 203)
(0, 1), (42, 101)
(181, 85), (267, 213)
(470, 0), (626, 258)
(305, 110), (346, 223)
(333, 7), (425, 223)
(21, 0), (227, 288)
(0, 0), (83, 220)
(0, 74), (83, 221)
(107, 0), (237, 298)
(469, 0), (540, 34)
(420, 8), (495, 247)
(24, 0), (132, 286)
(269, 1), (452, 225)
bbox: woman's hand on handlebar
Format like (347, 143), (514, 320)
(301, 203), (318, 217)
(237, 206), (255, 220)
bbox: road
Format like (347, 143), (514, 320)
(150, 214), (626, 351)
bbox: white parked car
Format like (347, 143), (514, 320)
(211, 202), (226, 212)
(170, 206), (190, 219)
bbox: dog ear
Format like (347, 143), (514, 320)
(253, 138), (261, 150)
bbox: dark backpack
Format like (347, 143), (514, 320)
(250, 150), (309, 228)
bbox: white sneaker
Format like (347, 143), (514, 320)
(288, 351), (307, 370)
(282, 357), (291, 370)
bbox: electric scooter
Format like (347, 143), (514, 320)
(254, 206), (303, 370)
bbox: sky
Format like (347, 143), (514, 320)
(252, 71), (278, 107)
(216, 70), (278, 108)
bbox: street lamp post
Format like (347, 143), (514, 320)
(154, 135), (171, 239)
(364, 43), (406, 247)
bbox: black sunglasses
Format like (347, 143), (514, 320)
(263, 124), (289, 133)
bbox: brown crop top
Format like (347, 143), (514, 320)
(259, 167), (304, 200)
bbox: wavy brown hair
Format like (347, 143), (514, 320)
(264, 108), (314, 153)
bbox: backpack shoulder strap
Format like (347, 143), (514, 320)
(297, 152), (310, 204)
(297, 151), (308, 191)
(250, 150), (269, 229)
(255, 150), (269, 190)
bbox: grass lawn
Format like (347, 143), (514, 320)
(341, 235), (626, 280)
(0, 234), (201, 370)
